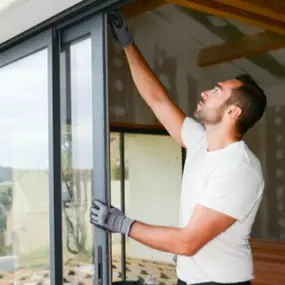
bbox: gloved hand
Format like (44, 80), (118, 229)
(108, 9), (134, 48)
(90, 199), (135, 236)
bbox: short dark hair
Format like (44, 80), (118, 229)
(225, 73), (267, 136)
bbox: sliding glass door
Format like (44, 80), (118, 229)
(60, 13), (111, 285)
(60, 32), (94, 284)
(0, 8), (112, 285)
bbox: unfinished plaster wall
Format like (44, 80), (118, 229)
(238, 83), (285, 241)
(108, 6), (202, 125)
(108, 5), (265, 125)
(254, 84), (285, 241)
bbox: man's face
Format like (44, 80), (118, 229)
(194, 79), (242, 125)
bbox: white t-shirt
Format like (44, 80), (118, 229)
(176, 117), (264, 284)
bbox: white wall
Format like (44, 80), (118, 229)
(0, 0), (85, 45)
(125, 134), (182, 263)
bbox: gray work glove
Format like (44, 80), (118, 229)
(108, 9), (134, 48)
(90, 199), (135, 236)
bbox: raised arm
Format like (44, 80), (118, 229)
(108, 9), (186, 146)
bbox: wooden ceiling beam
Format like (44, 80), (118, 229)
(215, 0), (285, 23)
(197, 31), (285, 67)
(167, 0), (285, 35)
(120, 0), (285, 67)
(122, 0), (166, 19)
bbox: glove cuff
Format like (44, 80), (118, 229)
(121, 33), (134, 49)
(122, 217), (135, 236)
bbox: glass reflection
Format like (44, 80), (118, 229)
(0, 49), (50, 283)
(61, 38), (94, 284)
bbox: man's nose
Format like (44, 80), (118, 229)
(201, 91), (208, 101)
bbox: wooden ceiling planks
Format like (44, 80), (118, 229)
(121, 0), (285, 66)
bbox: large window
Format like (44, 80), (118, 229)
(0, 49), (50, 281)
(0, 7), (112, 285)
(1, 2), (285, 285)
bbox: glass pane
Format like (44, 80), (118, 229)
(110, 132), (122, 282)
(61, 38), (94, 282)
(124, 134), (182, 284)
(0, 50), (50, 283)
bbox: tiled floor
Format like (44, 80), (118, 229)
(0, 256), (177, 285)
(112, 256), (177, 285)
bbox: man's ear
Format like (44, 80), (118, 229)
(227, 105), (242, 120)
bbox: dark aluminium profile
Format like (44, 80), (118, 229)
(0, 0), (131, 53)
(119, 132), (126, 280)
(48, 28), (63, 285)
(0, 30), (49, 68)
(91, 13), (112, 285)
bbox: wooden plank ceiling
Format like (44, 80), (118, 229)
(121, 0), (285, 67)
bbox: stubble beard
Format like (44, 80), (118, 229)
(194, 106), (224, 125)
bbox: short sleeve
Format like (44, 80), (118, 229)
(198, 164), (263, 222)
(181, 117), (205, 149)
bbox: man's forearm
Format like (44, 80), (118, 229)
(124, 44), (168, 106)
(129, 221), (194, 256)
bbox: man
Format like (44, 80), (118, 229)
(90, 9), (267, 285)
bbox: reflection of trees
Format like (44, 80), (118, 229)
(0, 166), (12, 182)
(110, 136), (121, 180)
(61, 129), (89, 256)
(0, 185), (13, 255)
(110, 134), (129, 181)
(62, 171), (89, 255)
(0, 187), (12, 212)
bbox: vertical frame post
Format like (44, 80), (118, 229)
(91, 13), (112, 285)
(48, 28), (63, 285)
(120, 132), (126, 280)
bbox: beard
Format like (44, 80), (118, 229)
(194, 103), (225, 125)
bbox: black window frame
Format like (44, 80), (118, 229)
(0, 2), (130, 285)
(0, 1), (185, 285)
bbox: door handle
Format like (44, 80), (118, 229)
(96, 245), (103, 285)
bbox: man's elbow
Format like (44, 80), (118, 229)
(179, 243), (200, 256)
(177, 234), (201, 256)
